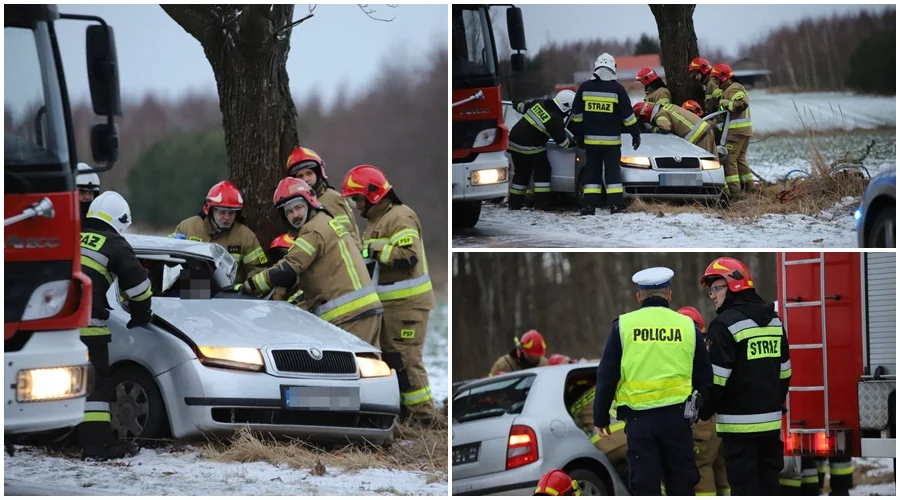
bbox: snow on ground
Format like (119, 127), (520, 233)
(850, 457), (895, 496)
(425, 303), (449, 405)
(4, 446), (446, 496)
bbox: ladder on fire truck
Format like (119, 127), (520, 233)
(781, 252), (840, 448)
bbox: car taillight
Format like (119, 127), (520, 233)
(506, 424), (538, 470)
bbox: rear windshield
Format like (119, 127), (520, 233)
(453, 374), (535, 423)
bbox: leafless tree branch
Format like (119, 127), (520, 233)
(277, 4), (316, 35)
(358, 4), (396, 23)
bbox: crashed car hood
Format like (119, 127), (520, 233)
(619, 132), (716, 159)
(152, 298), (379, 353)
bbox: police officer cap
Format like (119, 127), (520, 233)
(632, 267), (674, 290)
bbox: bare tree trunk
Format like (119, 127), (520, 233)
(804, 27), (819, 89)
(649, 5), (703, 104)
(782, 42), (800, 90)
(162, 5), (300, 244)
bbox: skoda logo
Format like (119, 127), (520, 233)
(309, 348), (323, 360)
(674, 156), (682, 162)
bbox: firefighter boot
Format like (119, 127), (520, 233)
(82, 442), (138, 462)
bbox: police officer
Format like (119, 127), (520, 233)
(570, 53), (641, 216)
(507, 90), (576, 210)
(698, 257), (792, 496)
(594, 267), (712, 496)
(171, 181), (268, 284)
(79, 192), (152, 460)
(489, 329), (549, 376)
(678, 306), (730, 496)
(534, 469), (582, 496)
(76, 162), (101, 219)
(239, 178), (383, 347)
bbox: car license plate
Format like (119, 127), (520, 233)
(453, 442), (480, 466)
(283, 386), (360, 411)
(659, 173), (703, 187)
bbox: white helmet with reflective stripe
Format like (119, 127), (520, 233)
(87, 191), (132, 234)
(593, 53), (617, 78)
(76, 162), (100, 193)
(554, 90), (576, 114)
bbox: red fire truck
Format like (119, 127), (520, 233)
(5, 5), (121, 437)
(777, 252), (895, 460)
(451, 5), (526, 229)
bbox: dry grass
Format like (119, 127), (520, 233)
(852, 461), (896, 487)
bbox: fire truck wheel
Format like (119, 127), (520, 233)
(110, 364), (170, 445)
(453, 200), (481, 229)
(568, 467), (610, 496)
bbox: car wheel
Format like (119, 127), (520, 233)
(865, 206), (896, 248)
(568, 468), (609, 496)
(453, 200), (481, 230)
(110, 365), (170, 442)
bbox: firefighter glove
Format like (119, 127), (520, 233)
(632, 134), (641, 150)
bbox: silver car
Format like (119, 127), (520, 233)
(856, 166), (895, 248)
(452, 363), (630, 496)
(104, 235), (399, 444)
(502, 101), (726, 203)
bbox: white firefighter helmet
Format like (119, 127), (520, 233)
(76, 162), (100, 194)
(87, 191), (132, 234)
(554, 90), (576, 114)
(593, 53), (617, 79)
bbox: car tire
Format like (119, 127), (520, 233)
(110, 365), (170, 443)
(453, 200), (481, 230)
(865, 206), (896, 248)
(568, 467), (609, 496)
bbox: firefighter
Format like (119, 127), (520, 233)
(816, 457), (854, 495)
(712, 63), (755, 195)
(285, 146), (362, 250)
(239, 178), (383, 347)
(689, 58), (721, 116)
(683, 100), (704, 118)
(634, 102), (717, 157)
(637, 67), (672, 106)
(341, 165), (437, 421)
(568, 374), (629, 483)
(170, 181), (267, 284)
(76, 163), (101, 219)
(594, 267), (712, 496)
(489, 330), (549, 375)
(267, 234), (304, 306)
(507, 90), (576, 210)
(534, 469), (581, 496)
(698, 257), (792, 496)
(570, 53), (641, 216)
(779, 456), (820, 495)
(79, 192), (152, 460)
(678, 306), (730, 496)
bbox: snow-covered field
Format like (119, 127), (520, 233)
(850, 458), (896, 496)
(3, 305), (449, 495)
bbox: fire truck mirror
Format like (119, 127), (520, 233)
(86, 24), (122, 118)
(506, 8), (527, 52)
(511, 53), (526, 73)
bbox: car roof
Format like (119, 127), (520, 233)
(125, 233), (219, 260)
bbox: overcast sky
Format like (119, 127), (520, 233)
(6, 4), (446, 113)
(509, 4), (892, 56)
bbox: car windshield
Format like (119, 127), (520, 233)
(453, 374), (535, 423)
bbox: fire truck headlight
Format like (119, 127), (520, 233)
(471, 168), (508, 186)
(22, 280), (69, 321)
(17, 366), (89, 402)
(472, 128), (498, 148)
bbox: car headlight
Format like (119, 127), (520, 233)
(22, 280), (69, 321)
(472, 128), (498, 148)
(357, 356), (392, 378)
(471, 168), (508, 186)
(700, 159), (721, 170)
(16, 365), (88, 402)
(620, 156), (651, 168)
(198, 346), (264, 372)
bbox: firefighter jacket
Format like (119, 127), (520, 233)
(570, 77), (640, 148)
(361, 198), (435, 312)
(704, 77), (722, 115)
(644, 85), (672, 105)
(489, 349), (549, 376)
(594, 296), (712, 427)
(171, 215), (267, 284)
(317, 184), (362, 251)
(80, 218), (152, 334)
(269, 232), (306, 308)
(246, 209), (382, 327)
(651, 103), (716, 153)
(509, 98), (573, 154)
(719, 81), (753, 137)
(699, 290), (791, 435)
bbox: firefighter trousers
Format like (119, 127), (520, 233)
(338, 312), (382, 351)
(508, 151), (552, 210)
(624, 405), (700, 496)
(721, 432), (784, 495)
(818, 456), (854, 495)
(693, 417), (730, 495)
(724, 135), (752, 192)
(583, 146), (624, 208)
(381, 308), (435, 416)
(780, 456), (820, 495)
(78, 333), (115, 448)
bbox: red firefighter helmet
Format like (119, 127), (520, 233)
(516, 330), (547, 357)
(269, 233), (294, 251)
(700, 257), (755, 292)
(534, 469), (581, 496)
(341, 164), (392, 204)
(633, 102), (654, 123)
(689, 57), (712, 75)
(636, 67), (660, 86)
(285, 146), (328, 180)
(682, 100), (704, 117)
(677, 306), (706, 333)
(203, 181), (244, 215)
(712, 63), (734, 82)
(272, 177), (322, 210)
(548, 354), (571, 365)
